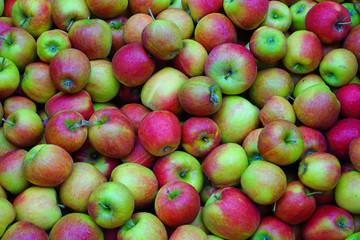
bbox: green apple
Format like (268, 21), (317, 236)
(0, 57), (20, 100)
(290, 0), (316, 31)
(342, 3), (360, 28)
(0, 127), (18, 158)
(0, 197), (16, 237)
(260, 0), (292, 33)
(170, 225), (208, 240)
(335, 171), (360, 214)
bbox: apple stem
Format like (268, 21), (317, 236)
(224, 71), (231, 80)
(202, 137), (209, 143)
(19, 18), (28, 27)
(209, 85), (220, 104)
(126, 219), (136, 228)
(273, 201), (277, 212)
(87, 16), (90, 24)
(2, 118), (14, 126)
(179, 168), (189, 178)
(306, 191), (323, 197)
(288, 95), (295, 101)
(336, 21), (352, 25)
(166, 189), (178, 200)
(70, 119), (91, 130)
(163, 146), (170, 153)
(58, 204), (66, 209)
(66, 19), (74, 32)
(292, 64), (299, 71)
(98, 201), (110, 210)
(0, 58), (5, 72)
(214, 194), (221, 200)
(0, 36), (12, 45)
(148, 8), (156, 21)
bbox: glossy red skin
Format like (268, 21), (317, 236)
(343, 25), (360, 62)
(186, 0), (223, 21)
(120, 103), (151, 133)
(138, 110), (182, 157)
(3, 96), (36, 119)
(154, 181), (200, 228)
(121, 135), (156, 169)
(45, 90), (94, 120)
(0, 17), (14, 34)
(305, 1), (351, 44)
(326, 118), (360, 161)
(298, 126), (328, 159)
(252, 216), (295, 240)
(112, 43), (156, 87)
(336, 83), (360, 119)
(105, 16), (127, 57)
(302, 204), (354, 240)
(3, 0), (17, 18)
(1, 221), (49, 240)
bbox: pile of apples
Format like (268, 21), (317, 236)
(1, 0), (360, 239)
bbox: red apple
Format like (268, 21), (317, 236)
(185, 0), (223, 22)
(250, 216), (295, 240)
(1, 221), (49, 240)
(336, 83), (360, 119)
(119, 103), (151, 134)
(343, 24), (360, 63)
(298, 126), (328, 159)
(3, 95), (37, 119)
(121, 135), (157, 168)
(105, 15), (127, 57)
(0, 17), (14, 33)
(350, 136), (360, 171)
(123, 13), (153, 44)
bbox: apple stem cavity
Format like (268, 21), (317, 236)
(66, 19), (74, 32)
(166, 189), (179, 200)
(148, 8), (156, 21)
(98, 201), (111, 210)
(178, 168), (189, 178)
(0, 58), (5, 72)
(292, 63), (299, 71)
(214, 194), (221, 201)
(224, 71), (231, 80)
(0, 36), (12, 45)
(70, 119), (91, 130)
(2, 118), (14, 126)
(126, 219), (136, 229)
(19, 18), (28, 27)
(209, 85), (220, 104)
(162, 146), (170, 153)
(202, 137), (210, 143)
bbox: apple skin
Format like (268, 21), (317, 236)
(335, 171), (360, 214)
(117, 212), (168, 240)
(292, 73), (326, 98)
(11, 0), (52, 38)
(3, 95), (37, 119)
(68, 18), (112, 60)
(194, 13), (237, 53)
(1, 221), (49, 240)
(350, 136), (360, 171)
(298, 152), (341, 191)
(110, 163), (159, 210)
(202, 186), (261, 240)
(298, 126), (327, 159)
(13, 186), (62, 231)
(172, 39), (208, 77)
(112, 43), (156, 87)
(223, 0), (268, 30)
(49, 212), (104, 240)
(0, 197), (16, 237)
(119, 103), (151, 134)
(3, 108), (44, 148)
(241, 160), (287, 205)
(181, 117), (221, 158)
(326, 118), (360, 161)
(302, 204), (354, 240)
(0, 149), (31, 195)
(336, 83), (360, 119)
(51, 0), (90, 31)
(185, 0), (223, 22)
(178, 76), (222, 116)
(128, 0), (170, 15)
(154, 181), (201, 228)
(290, 0), (316, 31)
(85, 0), (128, 18)
(0, 17), (14, 37)
(36, 29), (71, 63)
(293, 83), (340, 131)
(0, 27), (37, 73)
(0, 57), (20, 100)
(273, 181), (317, 225)
(105, 15), (127, 57)
(250, 216), (295, 240)
(123, 13), (153, 44)
(212, 95), (260, 144)
(259, 96), (296, 126)
(152, 150), (204, 192)
(141, 67), (188, 116)
(87, 182), (135, 229)
(242, 128), (265, 163)
(260, 0), (292, 33)
(202, 143), (248, 188)
(0, 127), (18, 158)
(21, 62), (58, 104)
(45, 90), (94, 120)
(169, 225), (208, 240)
(258, 119), (304, 166)
(49, 48), (91, 94)
(305, 1), (352, 44)
(343, 25), (360, 63)
(59, 162), (107, 213)
(282, 30), (322, 74)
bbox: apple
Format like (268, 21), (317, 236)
(0, 197), (16, 237)
(141, 67), (188, 116)
(117, 212), (168, 240)
(87, 181), (135, 229)
(0, 57), (20, 99)
(189, 207), (210, 234)
(154, 181), (200, 228)
(319, 48), (358, 87)
(250, 216), (295, 240)
(202, 186), (261, 240)
(0, 149), (31, 195)
(3, 0), (16, 18)
(343, 2), (360, 28)
(249, 26), (288, 64)
(51, 0), (90, 31)
(3, 95), (37, 119)
(88, 106), (136, 158)
(68, 18), (112, 60)
(305, 1), (352, 44)
(242, 128), (265, 163)
(181, 117), (221, 158)
(112, 43), (156, 87)
(49, 212), (104, 240)
(194, 13), (237, 52)
(223, 0), (268, 30)
(178, 76), (222, 116)
(128, 0), (170, 15)
(123, 13), (153, 44)
(36, 29), (72, 63)
(58, 162), (107, 213)
(248, 67), (294, 108)
(302, 204), (354, 240)
(343, 25), (360, 63)
(11, 0), (52, 38)
(119, 103), (151, 134)
(13, 186), (62, 231)
(141, 17), (182, 61)
(169, 225), (208, 240)
(1, 221), (49, 240)
(273, 181), (317, 225)
(298, 152), (341, 191)
(350, 136), (360, 171)
(49, 48), (91, 93)
(326, 118), (360, 161)
(259, 96), (296, 126)
(336, 83), (360, 119)
(110, 162), (159, 210)
(120, 136), (157, 168)
(0, 17), (14, 39)
(292, 73), (326, 98)
(260, 0), (292, 33)
(0, 127), (18, 158)
(205, 43), (257, 95)
(241, 160), (287, 205)
(105, 15), (127, 57)
(335, 171), (360, 215)
(293, 83), (340, 131)
(45, 90), (94, 120)
(298, 126), (328, 159)
(289, 0), (316, 31)
(2, 108), (44, 148)
(172, 39), (208, 77)
(85, 0), (128, 18)
(0, 27), (37, 73)
(184, 0), (222, 22)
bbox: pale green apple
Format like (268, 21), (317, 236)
(0, 197), (16, 237)
(342, 3), (360, 29)
(335, 171), (360, 214)
(290, 0), (316, 31)
(260, 0), (292, 33)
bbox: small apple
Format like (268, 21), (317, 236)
(259, 96), (296, 126)
(336, 83), (360, 119)
(335, 171), (360, 214)
(260, 0), (292, 33)
(105, 15), (127, 57)
(119, 103), (151, 134)
(0, 57), (20, 100)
